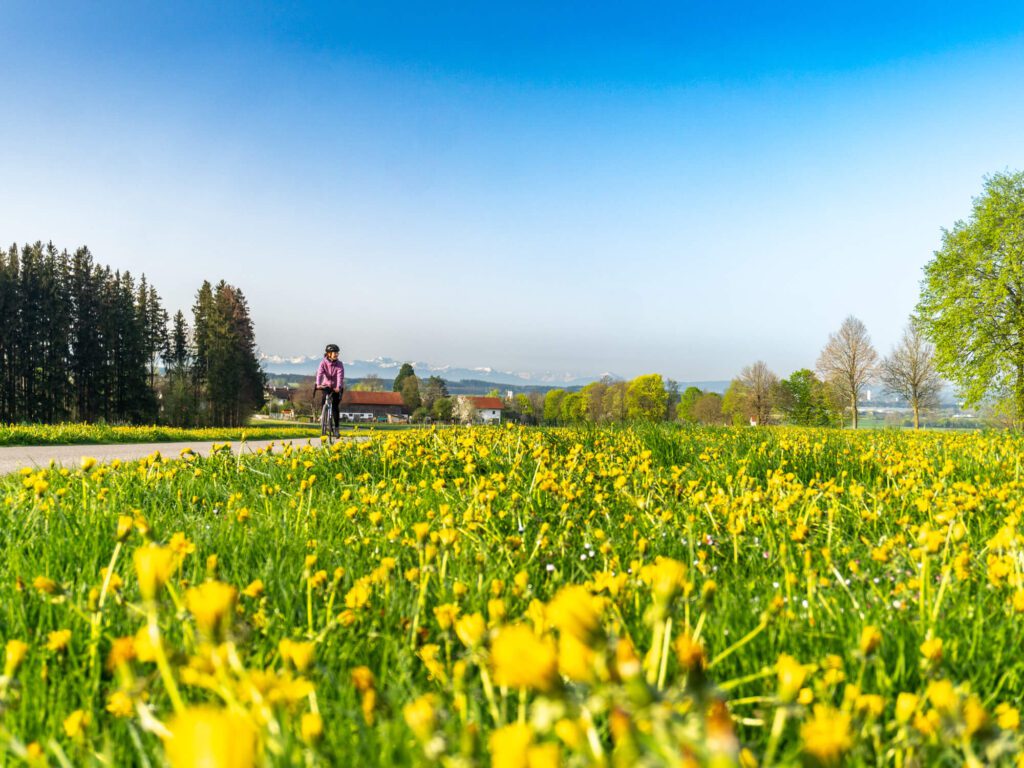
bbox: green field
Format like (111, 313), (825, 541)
(0, 425), (1021, 766)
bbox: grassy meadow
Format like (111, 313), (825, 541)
(0, 423), (320, 447)
(0, 424), (1022, 766)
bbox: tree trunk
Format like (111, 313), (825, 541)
(913, 401), (920, 430)
(851, 393), (858, 429)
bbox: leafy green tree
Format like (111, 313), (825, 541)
(581, 380), (608, 422)
(677, 386), (703, 424)
(778, 369), (842, 427)
(692, 392), (725, 425)
(560, 392), (586, 422)
(626, 374), (667, 421)
(513, 393), (533, 422)
(431, 396), (454, 423)
(420, 376), (449, 410)
(401, 376), (422, 411)
(392, 363), (416, 393)
(543, 389), (565, 424)
(721, 381), (749, 426)
(917, 171), (1024, 418)
(601, 381), (627, 423)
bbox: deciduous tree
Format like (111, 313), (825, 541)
(626, 374), (667, 421)
(916, 171), (1024, 420)
(816, 315), (879, 429)
(880, 320), (943, 429)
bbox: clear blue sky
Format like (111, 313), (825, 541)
(2, 2), (1024, 380)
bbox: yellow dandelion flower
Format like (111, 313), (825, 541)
(4, 639), (29, 677)
(106, 690), (134, 718)
(455, 612), (487, 648)
(279, 638), (315, 673)
(925, 679), (957, 715)
(859, 625), (882, 656)
(63, 709), (90, 740)
(32, 576), (59, 595)
(345, 580), (372, 610)
(433, 603), (460, 631)
(995, 703), (1020, 730)
(489, 723), (533, 768)
(491, 624), (558, 692)
(163, 706), (256, 768)
(800, 705), (852, 765)
(46, 629), (72, 653)
(80, 456), (97, 472)
(919, 636), (943, 664)
(168, 532), (195, 556)
(350, 666), (375, 692)
(241, 579), (264, 599)
(301, 712), (323, 743)
(776, 654), (807, 703)
(133, 545), (176, 601)
(895, 692), (919, 724)
(185, 581), (237, 639)
(403, 693), (437, 742)
(547, 586), (601, 643)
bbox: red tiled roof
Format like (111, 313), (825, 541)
(469, 396), (504, 410)
(342, 391), (405, 406)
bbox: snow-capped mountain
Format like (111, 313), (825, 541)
(259, 354), (621, 388)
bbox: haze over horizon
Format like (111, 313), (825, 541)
(3, 2), (1024, 381)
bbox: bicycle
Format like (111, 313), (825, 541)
(317, 388), (340, 444)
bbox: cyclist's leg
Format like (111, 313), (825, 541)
(331, 391), (341, 432)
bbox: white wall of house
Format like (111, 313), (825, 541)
(478, 408), (501, 423)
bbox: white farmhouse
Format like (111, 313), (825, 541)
(455, 395), (505, 424)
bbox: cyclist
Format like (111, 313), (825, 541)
(316, 344), (345, 431)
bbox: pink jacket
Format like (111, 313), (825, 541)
(316, 357), (345, 391)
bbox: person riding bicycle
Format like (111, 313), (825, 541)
(316, 344), (345, 431)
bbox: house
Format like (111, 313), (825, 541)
(338, 390), (407, 422)
(456, 395), (505, 424)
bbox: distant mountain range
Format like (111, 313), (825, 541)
(259, 354), (626, 388)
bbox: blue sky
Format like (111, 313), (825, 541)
(2, 2), (1024, 380)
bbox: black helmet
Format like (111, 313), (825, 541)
(325, 344), (340, 354)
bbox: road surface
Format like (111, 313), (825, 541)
(0, 438), (326, 476)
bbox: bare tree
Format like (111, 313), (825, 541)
(738, 360), (778, 425)
(816, 315), (879, 429)
(880, 320), (943, 429)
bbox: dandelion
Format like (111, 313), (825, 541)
(776, 654), (807, 703)
(163, 706), (257, 768)
(106, 690), (134, 718)
(491, 624), (558, 692)
(403, 693), (437, 742)
(489, 723), (533, 768)
(858, 625), (882, 656)
(455, 612), (487, 648)
(46, 629), (72, 653)
(133, 545), (176, 601)
(63, 709), (90, 740)
(919, 636), (943, 664)
(301, 712), (323, 743)
(185, 581), (237, 640)
(547, 585), (601, 643)
(800, 705), (852, 764)
(895, 692), (919, 724)
(4, 640), (29, 677)
(279, 638), (315, 673)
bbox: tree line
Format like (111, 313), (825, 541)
(0, 242), (263, 427)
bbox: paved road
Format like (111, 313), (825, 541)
(0, 438), (324, 476)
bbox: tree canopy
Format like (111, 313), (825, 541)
(917, 171), (1024, 416)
